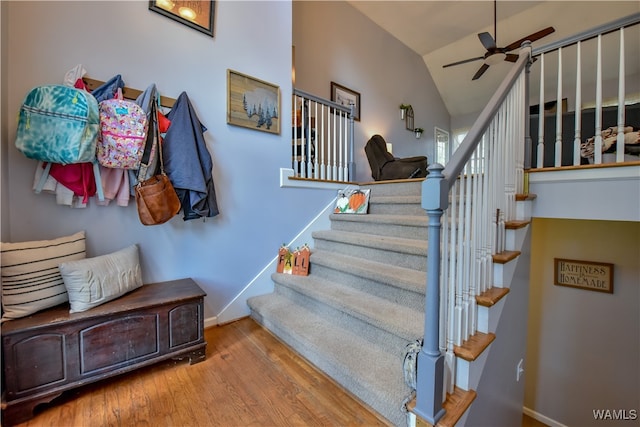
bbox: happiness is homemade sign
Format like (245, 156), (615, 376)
(554, 258), (614, 293)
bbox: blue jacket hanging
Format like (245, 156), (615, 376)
(163, 92), (219, 220)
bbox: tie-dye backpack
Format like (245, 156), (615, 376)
(15, 84), (100, 164)
(15, 84), (105, 201)
(97, 88), (148, 169)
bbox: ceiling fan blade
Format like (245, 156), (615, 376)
(472, 64), (490, 81)
(504, 53), (519, 62)
(503, 27), (556, 52)
(443, 56), (485, 68)
(478, 32), (496, 51)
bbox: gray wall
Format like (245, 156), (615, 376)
(1, 1), (8, 242)
(293, 1), (450, 181)
(525, 218), (640, 426)
(2, 0), (336, 321)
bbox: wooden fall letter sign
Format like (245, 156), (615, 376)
(276, 244), (310, 276)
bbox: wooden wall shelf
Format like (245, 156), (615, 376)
(83, 77), (176, 108)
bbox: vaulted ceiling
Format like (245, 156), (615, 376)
(348, 1), (640, 118)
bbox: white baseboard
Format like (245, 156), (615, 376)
(204, 316), (218, 329)
(523, 406), (568, 427)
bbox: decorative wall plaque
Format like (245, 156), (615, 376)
(554, 258), (613, 293)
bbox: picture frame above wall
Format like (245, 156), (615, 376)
(227, 69), (280, 134)
(330, 82), (361, 121)
(149, 0), (215, 37)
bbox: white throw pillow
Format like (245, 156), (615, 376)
(59, 244), (143, 313)
(1, 231), (86, 321)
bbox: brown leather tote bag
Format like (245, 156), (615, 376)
(135, 173), (181, 225)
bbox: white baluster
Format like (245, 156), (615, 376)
(449, 181), (461, 348)
(293, 95), (298, 174)
(537, 53), (545, 168)
(313, 102), (319, 179)
(338, 112), (345, 181)
(555, 47), (563, 167)
(320, 105), (326, 180)
(594, 34), (603, 164)
(301, 99), (307, 177)
(617, 27), (625, 163)
(574, 41), (582, 166)
(332, 114), (338, 180)
(456, 173), (467, 341)
(306, 101), (314, 178)
(463, 162), (474, 337)
(482, 132), (492, 293)
(516, 74), (525, 196)
(444, 201), (456, 394)
(343, 113), (349, 181)
(440, 213), (450, 353)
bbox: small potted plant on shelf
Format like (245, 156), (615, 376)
(414, 127), (424, 139)
(399, 104), (411, 120)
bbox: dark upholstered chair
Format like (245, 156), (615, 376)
(364, 134), (428, 181)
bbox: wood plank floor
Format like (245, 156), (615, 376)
(12, 317), (548, 427)
(13, 317), (390, 427)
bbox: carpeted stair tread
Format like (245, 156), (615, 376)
(312, 229), (428, 256)
(310, 249), (426, 294)
(330, 213), (428, 227)
(271, 272), (424, 340)
(247, 293), (410, 426)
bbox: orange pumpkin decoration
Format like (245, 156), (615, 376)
(349, 191), (367, 212)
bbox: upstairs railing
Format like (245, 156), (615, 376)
(530, 13), (640, 168)
(292, 89), (356, 182)
(414, 44), (531, 424)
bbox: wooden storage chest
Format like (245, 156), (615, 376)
(1, 278), (206, 425)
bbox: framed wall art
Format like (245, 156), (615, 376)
(227, 69), (280, 134)
(330, 82), (360, 121)
(149, 1), (215, 37)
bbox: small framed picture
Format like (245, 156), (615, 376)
(331, 82), (361, 121)
(227, 69), (280, 134)
(149, 1), (215, 37)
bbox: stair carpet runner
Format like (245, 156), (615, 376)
(248, 180), (427, 426)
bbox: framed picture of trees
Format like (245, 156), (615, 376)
(227, 69), (280, 134)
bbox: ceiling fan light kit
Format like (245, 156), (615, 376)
(442, 0), (555, 80)
(484, 52), (506, 66)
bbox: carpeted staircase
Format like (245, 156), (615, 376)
(247, 179), (428, 426)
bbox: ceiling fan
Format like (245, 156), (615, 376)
(443, 0), (555, 80)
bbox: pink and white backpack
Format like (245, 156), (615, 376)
(97, 89), (148, 169)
